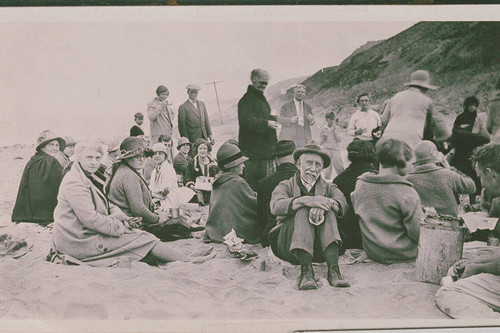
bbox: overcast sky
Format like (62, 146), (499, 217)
(0, 6), (496, 146)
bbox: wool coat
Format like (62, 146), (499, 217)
(238, 85), (277, 160)
(205, 172), (262, 244)
(106, 163), (160, 224)
(381, 87), (439, 147)
(147, 97), (174, 144)
(407, 164), (476, 217)
(333, 161), (378, 249)
(52, 162), (160, 267)
(12, 151), (63, 224)
(178, 100), (212, 143)
(277, 99), (314, 148)
(487, 92), (500, 143)
(257, 162), (298, 246)
(130, 124), (144, 137)
(269, 174), (348, 263)
(351, 173), (423, 264)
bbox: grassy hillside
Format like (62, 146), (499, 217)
(271, 22), (500, 128)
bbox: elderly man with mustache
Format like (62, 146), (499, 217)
(269, 142), (350, 290)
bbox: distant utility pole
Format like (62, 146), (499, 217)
(206, 81), (224, 125)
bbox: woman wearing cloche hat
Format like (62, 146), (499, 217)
(12, 130), (65, 224)
(204, 142), (263, 244)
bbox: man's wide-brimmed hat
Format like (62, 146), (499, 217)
(273, 140), (296, 158)
(217, 142), (248, 170)
(117, 137), (146, 160)
(404, 70), (438, 90)
(36, 130), (65, 152)
(293, 141), (331, 167)
(177, 137), (192, 150)
(413, 140), (443, 165)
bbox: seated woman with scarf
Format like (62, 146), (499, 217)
(51, 139), (212, 266)
(107, 137), (197, 241)
(184, 138), (218, 205)
(150, 142), (195, 210)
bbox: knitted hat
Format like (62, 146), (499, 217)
(293, 141), (331, 167)
(404, 70), (438, 90)
(217, 143), (248, 170)
(273, 140), (296, 158)
(177, 137), (191, 150)
(117, 137), (146, 160)
(36, 130), (65, 152)
(413, 140), (442, 165)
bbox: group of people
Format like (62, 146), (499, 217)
(10, 68), (500, 317)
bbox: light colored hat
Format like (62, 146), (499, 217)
(413, 140), (442, 165)
(177, 137), (192, 150)
(404, 70), (438, 90)
(293, 141), (331, 167)
(152, 142), (168, 155)
(117, 137), (146, 160)
(36, 130), (65, 152)
(186, 84), (201, 91)
(63, 136), (76, 147)
(217, 143), (248, 170)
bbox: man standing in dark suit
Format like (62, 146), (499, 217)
(278, 84), (315, 148)
(238, 69), (278, 191)
(257, 140), (297, 247)
(178, 84), (214, 145)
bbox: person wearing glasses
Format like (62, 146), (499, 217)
(237, 69), (278, 191)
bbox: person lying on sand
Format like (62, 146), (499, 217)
(269, 142), (350, 290)
(51, 139), (214, 267)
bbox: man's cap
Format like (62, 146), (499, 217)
(134, 112), (144, 119)
(293, 141), (331, 167)
(273, 140), (296, 158)
(186, 84), (201, 91)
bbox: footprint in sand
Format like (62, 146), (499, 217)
(63, 302), (108, 319)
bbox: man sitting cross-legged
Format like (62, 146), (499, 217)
(269, 141), (350, 290)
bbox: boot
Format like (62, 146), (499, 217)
(327, 264), (350, 288)
(298, 264), (317, 290)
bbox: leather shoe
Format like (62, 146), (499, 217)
(298, 264), (317, 290)
(328, 264), (350, 288)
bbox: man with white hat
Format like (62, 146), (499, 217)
(205, 142), (262, 244)
(178, 84), (214, 145)
(269, 141), (350, 290)
(381, 70), (448, 147)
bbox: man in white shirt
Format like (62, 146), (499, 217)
(348, 93), (382, 142)
(278, 84), (315, 148)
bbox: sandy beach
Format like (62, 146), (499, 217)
(0, 143), (487, 333)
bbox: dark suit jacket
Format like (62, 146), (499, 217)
(278, 99), (314, 148)
(257, 163), (298, 246)
(178, 100), (212, 143)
